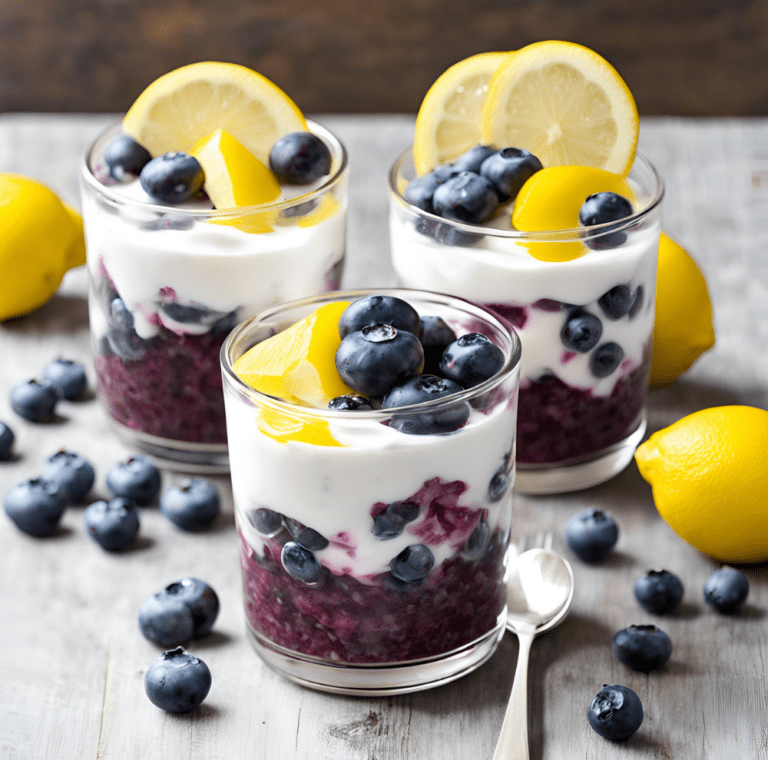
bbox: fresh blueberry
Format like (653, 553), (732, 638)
(162, 302), (212, 324)
(335, 325), (424, 397)
(2, 478), (66, 537)
(139, 578), (219, 645)
(0, 422), (14, 459)
(565, 508), (619, 563)
(328, 394), (373, 411)
(419, 315), (457, 375)
(390, 544), (434, 583)
(106, 455), (161, 506)
(212, 310), (239, 337)
(432, 171), (498, 224)
(579, 192), (634, 250)
(588, 684), (643, 741)
(269, 132), (332, 184)
(612, 625), (672, 672)
(489, 453), (513, 503)
(628, 286), (644, 319)
(404, 172), (442, 213)
(371, 500), (420, 540)
(10, 379), (58, 422)
(140, 152), (205, 204)
(382, 375), (469, 434)
(704, 566), (749, 613)
(40, 358), (88, 400)
(144, 647), (212, 713)
(40, 450), (95, 503)
(247, 507), (283, 535)
(431, 163), (456, 183)
(106, 298), (148, 361)
(104, 134), (152, 181)
(590, 342), (624, 378)
(338, 295), (421, 339)
(463, 517), (490, 559)
(84, 497), (140, 551)
(164, 578), (220, 638)
(480, 147), (543, 201)
(439, 332), (505, 389)
(598, 285), (633, 320)
(561, 311), (603, 353)
(432, 222), (483, 247)
(160, 479), (220, 531)
(284, 518), (329, 551)
(451, 145), (497, 174)
(281, 541), (324, 584)
(633, 569), (684, 614)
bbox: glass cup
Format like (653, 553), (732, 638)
(221, 288), (521, 695)
(388, 149), (663, 494)
(81, 120), (348, 471)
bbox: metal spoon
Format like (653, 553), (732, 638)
(492, 548), (575, 760)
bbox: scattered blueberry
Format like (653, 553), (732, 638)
(390, 544), (435, 582)
(633, 569), (684, 614)
(84, 497), (140, 550)
(40, 359), (88, 400)
(612, 625), (672, 672)
(704, 566), (749, 614)
(163, 578), (220, 638)
(139, 578), (219, 645)
(588, 684), (643, 741)
(432, 171), (498, 224)
(463, 517), (490, 559)
(144, 647), (212, 713)
(335, 324), (424, 397)
(269, 132), (332, 184)
(628, 286), (644, 319)
(106, 455), (161, 506)
(589, 342), (624, 378)
(451, 145), (497, 174)
(104, 134), (152, 181)
(561, 311), (603, 353)
(140, 152), (205, 204)
(10, 379), (58, 422)
(579, 192), (634, 249)
(382, 375), (469, 434)
(565, 509), (619, 563)
(0, 422), (14, 459)
(2, 478), (66, 537)
(106, 298), (148, 361)
(371, 500), (420, 540)
(439, 332), (505, 389)
(419, 315), (457, 375)
(598, 285), (633, 320)
(338, 295), (421, 339)
(160, 479), (220, 531)
(328, 394), (373, 411)
(285, 518), (329, 551)
(281, 541), (324, 584)
(247, 507), (283, 535)
(41, 450), (95, 503)
(404, 172), (442, 213)
(480, 147), (543, 201)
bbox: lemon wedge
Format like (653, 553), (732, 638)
(123, 62), (307, 165)
(413, 51), (512, 176)
(482, 41), (638, 175)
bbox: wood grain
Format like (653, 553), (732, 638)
(0, 114), (767, 759)
(1, 1), (767, 116)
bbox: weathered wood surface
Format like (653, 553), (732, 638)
(1, 1), (768, 116)
(1, 114), (767, 760)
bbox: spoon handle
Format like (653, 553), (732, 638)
(492, 630), (534, 760)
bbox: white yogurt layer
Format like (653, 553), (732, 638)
(226, 392), (517, 580)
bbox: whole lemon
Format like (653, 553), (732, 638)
(650, 232), (715, 388)
(635, 406), (768, 563)
(0, 174), (86, 321)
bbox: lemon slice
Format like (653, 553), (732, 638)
(482, 41), (638, 175)
(124, 62), (307, 165)
(413, 51), (513, 176)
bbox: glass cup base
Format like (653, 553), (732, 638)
(108, 420), (229, 474)
(245, 617), (506, 696)
(514, 418), (647, 495)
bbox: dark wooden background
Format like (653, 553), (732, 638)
(1, 0), (767, 116)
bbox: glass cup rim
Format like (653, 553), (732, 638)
(81, 118), (348, 218)
(387, 147), (665, 242)
(221, 287), (522, 421)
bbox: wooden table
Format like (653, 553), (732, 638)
(1, 114), (767, 760)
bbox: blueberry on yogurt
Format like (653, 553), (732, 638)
(419, 315), (457, 375)
(282, 541), (324, 585)
(160, 479), (220, 531)
(41, 450), (95, 503)
(579, 192), (634, 250)
(104, 134), (152, 181)
(561, 311), (603, 353)
(269, 132), (332, 185)
(612, 625), (672, 672)
(247, 507), (283, 536)
(462, 517), (490, 559)
(371, 499), (420, 540)
(480, 147), (543, 201)
(439, 333), (505, 389)
(338, 295), (421, 339)
(451, 145), (497, 174)
(432, 172), (498, 225)
(328, 394), (373, 411)
(390, 544), (435, 583)
(106, 455), (161, 506)
(588, 684), (643, 741)
(106, 298), (148, 361)
(2, 478), (66, 537)
(633, 569), (684, 614)
(404, 172), (443, 213)
(10, 379), (58, 422)
(40, 358), (88, 400)
(144, 647), (212, 713)
(382, 375), (469, 435)
(565, 509), (619, 563)
(284, 518), (329, 551)
(589, 342), (624, 378)
(84, 497), (140, 551)
(140, 152), (205, 204)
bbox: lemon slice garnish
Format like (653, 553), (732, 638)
(481, 41), (638, 176)
(413, 51), (513, 176)
(123, 62), (307, 165)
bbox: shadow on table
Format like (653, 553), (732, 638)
(1, 293), (89, 336)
